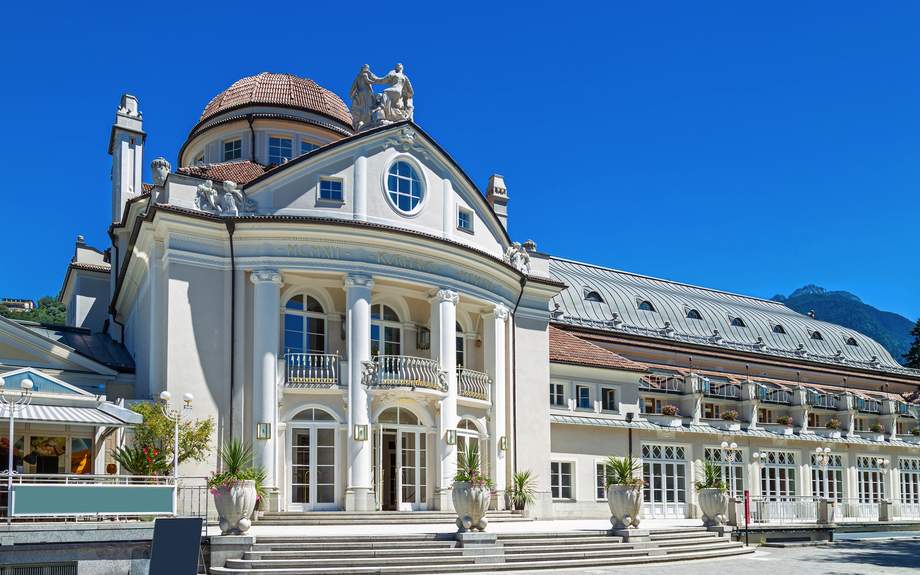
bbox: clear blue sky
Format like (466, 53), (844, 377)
(1, 1), (918, 321)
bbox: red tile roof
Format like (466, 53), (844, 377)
(142, 183), (155, 194)
(550, 327), (647, 371)
(200, 73), (352, 128)
(177, 161), (270, 185)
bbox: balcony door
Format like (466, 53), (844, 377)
(288, 408), (338, 511)
(370, 304), (401, 358)
(374, 407), (427, 511)
(284, 294), (326, 356)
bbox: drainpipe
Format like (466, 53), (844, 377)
(510, 275), (527, 474)
(109, 243), (126, 343)
(248, 114), (255, 162)
(225, 218), (237, 438)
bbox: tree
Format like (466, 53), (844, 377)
(127, 401), (215, 473)
(904, 318), (920, 369)
(9, 296), (66, 325)
(0, 306), (10, 318)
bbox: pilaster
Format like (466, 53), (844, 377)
(430, 289), (459, 511)
(343, 274), (374, 511)
(250, 270), (283, 489)
(482, 303), (509, 503)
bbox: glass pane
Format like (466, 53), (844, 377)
(318, 484), (335, 503)
(0, 435), (24, 472)
(316, 427), (335, 446)
(398, 409), (418, 425)
(71, 438), (92, 474)
(312, 410), (335, 421)
(284, 314), (303, 330)
(306, 296), (324, 313)
(379, 408), (398, 424)
(31, 437), (66, 474)
(286, 295), (304, 310)
(284, 331), (304, 353)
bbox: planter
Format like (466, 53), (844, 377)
(713, 421), (741, 432)
(452, 482), (490, 532)
(606, 484), (642, 529)
(904, 436), (920, 444)
(697, 488), (729, 526)
(816, 429), (842, 439)
(213, 479), (257, 535)
(648, 415), (683, 428)
(779, 426), (794, 435)
(865, 434), (886, 442)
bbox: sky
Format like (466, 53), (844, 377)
(1, 1), (918, 321)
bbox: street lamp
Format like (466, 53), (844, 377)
(159, 391), (193, 480)
(751, 451), (766, 471)
(720, 441), (738, 498)
(815, 447), (832, 500)
(0, 377), (33, 524)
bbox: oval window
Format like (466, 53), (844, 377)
(386, 161), (423, 213)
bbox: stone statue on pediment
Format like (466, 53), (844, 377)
(350, 65), (379, 131)
(503, 242), (531, 276)
(349, 63), (414, 132)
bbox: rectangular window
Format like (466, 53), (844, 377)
(703, 403), (721, 419)
(601, 388), (617, 412)
(223, 139), (242, 161)
(704, 446), (744, 498)
(759, 451), (797, 498)
(857, 456), (888, 502)
(854, 418), (865, 432)
(269, 136), (293, 164)
(551, 461), (573, 499)
(640, 397), (661, 414)
(576, 385), (592, 409)
(550, 382), (566, 407)
(810, 453), (843, 501)
(596, 461), (607, 500)
(808, 413), (820, 428)
(900, 458), (920, 505)
(458, 208), (473, 232)
(319, 178), (344, 201)
(759, 408), (774, 423)
(301, 141), (318, 155)
(897, 421), (913, 436)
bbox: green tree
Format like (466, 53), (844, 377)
(904, 318), (920, 369)
(127, 401), (215, 473)
(11, 296), (66, 325)
(0, 305), (10, 318)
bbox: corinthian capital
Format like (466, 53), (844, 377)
(250, 270), (284, 286)
(483, 303), (509, 322)
(428, 289), (459, 306)
(343, 274), (375, 290)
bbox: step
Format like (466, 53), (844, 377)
(226, 554), (485, 570)
(251, 541), (456, 552)
(245, 548), (465, 560)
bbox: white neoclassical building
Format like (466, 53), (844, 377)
(19, 67), (918, 520)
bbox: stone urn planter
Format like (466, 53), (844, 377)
(714, 421), (741, 432)
(213, 479), (257, 535)
(607, 484), (642, 529)
(697, 488), (729, 526)
(779, 425), (794, 435)
(817, 429), (842, 439)
(452, 482), (490, 532)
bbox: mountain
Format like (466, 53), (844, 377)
(769, 285), (914, 365)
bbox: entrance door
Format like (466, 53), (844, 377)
(375, 426), (427, 511)
(289, 426), (337, 511)
(641, 444), (688, 518)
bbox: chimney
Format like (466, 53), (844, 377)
(108, 94), (145, 223)
(486, 174), (509, 230)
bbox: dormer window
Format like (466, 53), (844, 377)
(458, 207), (473, 232)
(319, 178), (343, 201)
(585, 291), (604, 303)
(731, 317), (746, 328)
(638, 300), (655, 312)
(846, 337), (858, 346)
(193, 151), (204, 165)
(269, 136), (293, 164)
(301, 141), (319, 155)
(811, 331), (824, 340)
(773, 324), (786, 334)
(223, 139), (242, 161)
(686, 309), (702, 320)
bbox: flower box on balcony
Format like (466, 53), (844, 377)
(815, 429), (841, 439)
(647, 415), (683, 428)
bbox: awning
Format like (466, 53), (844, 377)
(16, 404), (138, 427)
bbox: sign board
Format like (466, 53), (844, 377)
(149, 517), (202, 575)
(12, 484), (175, 516)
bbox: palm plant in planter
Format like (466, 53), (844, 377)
(452, 447), (493, 532)
(507, 469), (537, 511)
(693, 459), (728, 526)
(207, 439), (265, 534)
(604, 454), (645, 529)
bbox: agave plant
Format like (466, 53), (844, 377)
(507, 469), (537, 510)
(692, 459), (727, 492)
(604, 454), (643, 488)
(208, 438), (267, 501)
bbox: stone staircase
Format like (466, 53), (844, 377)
(211, 527), (753, 574)
(254, 510), (530, 526)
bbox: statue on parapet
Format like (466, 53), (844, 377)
(349, 63), (414, 132)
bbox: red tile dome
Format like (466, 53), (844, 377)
(199, 72), (352, 128)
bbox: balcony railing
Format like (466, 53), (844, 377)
(757, 386), (792, 405)
(806, 392), (839, 409)
(458, 368), (491, 401)
(362, 355), (446, 391)
(285, 353), (341, 386)
(856, 398), (881, 413)
(639, 375), (684, 394)
(703, 381), (741, 400)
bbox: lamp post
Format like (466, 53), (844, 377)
(815, 447), (832, 500)
(720, 441), (738, 498)
(0, 377), (33, 524)
(159, 391), (193, 480)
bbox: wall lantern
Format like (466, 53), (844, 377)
(417, 327), (431, 350)
(499, 436), (509, 451)
(256, 423), (271, 440)
(354, 424), (368, 441)
(446, 429), (457, 445)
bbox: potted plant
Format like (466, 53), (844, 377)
(716, 410), (741, 431)
(693, 459), (728, 526)
(721, 410), (739, 422)
(452, 447), (492, 532)
(111, 444), (169, 480)
(776, 415), (793, 426)
(868, 423), (886, 441)
(825, 419), (842, 430)
(912, 427), (920, 437)
(208, 439), (264, 535)
(507, 469), (537, 511)
(604, 454), (645, 529)
(661, 405), (680, 416)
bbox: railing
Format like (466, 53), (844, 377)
(806, 392), (839, 409)
(285, 353), (341, 386)
(362, 355), (446, 391)
(703, 381), (741, 400)
(757, 386), (792, 404)
(639, 375), (684, 394)
(856, 398), (881, 413)
(892, 500), (920, 519)
(834, 498), (880, 521)
(750, 496), (818, 524)
(457, 368), (491, 401)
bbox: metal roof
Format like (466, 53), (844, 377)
(15, 322), (135, 371)
(549, 258), (914, 375)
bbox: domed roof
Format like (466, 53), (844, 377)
(199, 72), (352, 127)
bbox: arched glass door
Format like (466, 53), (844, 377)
(288, 408), (338, 511)
(374, 407), (428, 511)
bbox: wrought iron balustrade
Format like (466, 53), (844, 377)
(285, 353), (341, 386)
(457, 368), (491, 401)
(639, 375), (684, 394)
(856, 398), (881, 413)
(757, 386), (792, 404)
(806, 392), (839, 409)
(362, 355), (446, 391)
(703, 381), (741, 400)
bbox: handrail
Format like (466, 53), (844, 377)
(806, 391), (839, 409)
(639, 375), (684, 394)
(285, 353), (341, 386)
(856, 397), (881, 413)
(757, 386), (792, 404)
(363, 355), (446, 391)
(457, 368), (490, 401)
(703, 381), (741, 399)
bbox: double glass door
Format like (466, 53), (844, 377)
(375, 426), (427, 510)
(289, 426), (337, 511)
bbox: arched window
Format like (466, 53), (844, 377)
(638, 300), (655, 312)
(687, 309), (702, 320)
(731, 317), (746, 328)
(457, 418), (484, 471)
(773, 324), (786, 334)
(284, 295), (326, 355)
(291, 407), (336, 421)
(377, 407), (419, 425)
(846, 337), (858, 346)
(585, 291), (604, 303)
(811, 331), (823, 340)
(371, 304), (401, 356)
(456, 322), (465, 368)
(386, 161), (423, 213)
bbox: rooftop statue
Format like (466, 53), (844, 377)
(349, 63), (414, 132)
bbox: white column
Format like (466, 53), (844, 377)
(353, 152), (367, 222)
(429, 289), (459, 511)
(250, 270), (283, 495)
(482, 303), (509, 504)
(344, 274), (374, 511)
